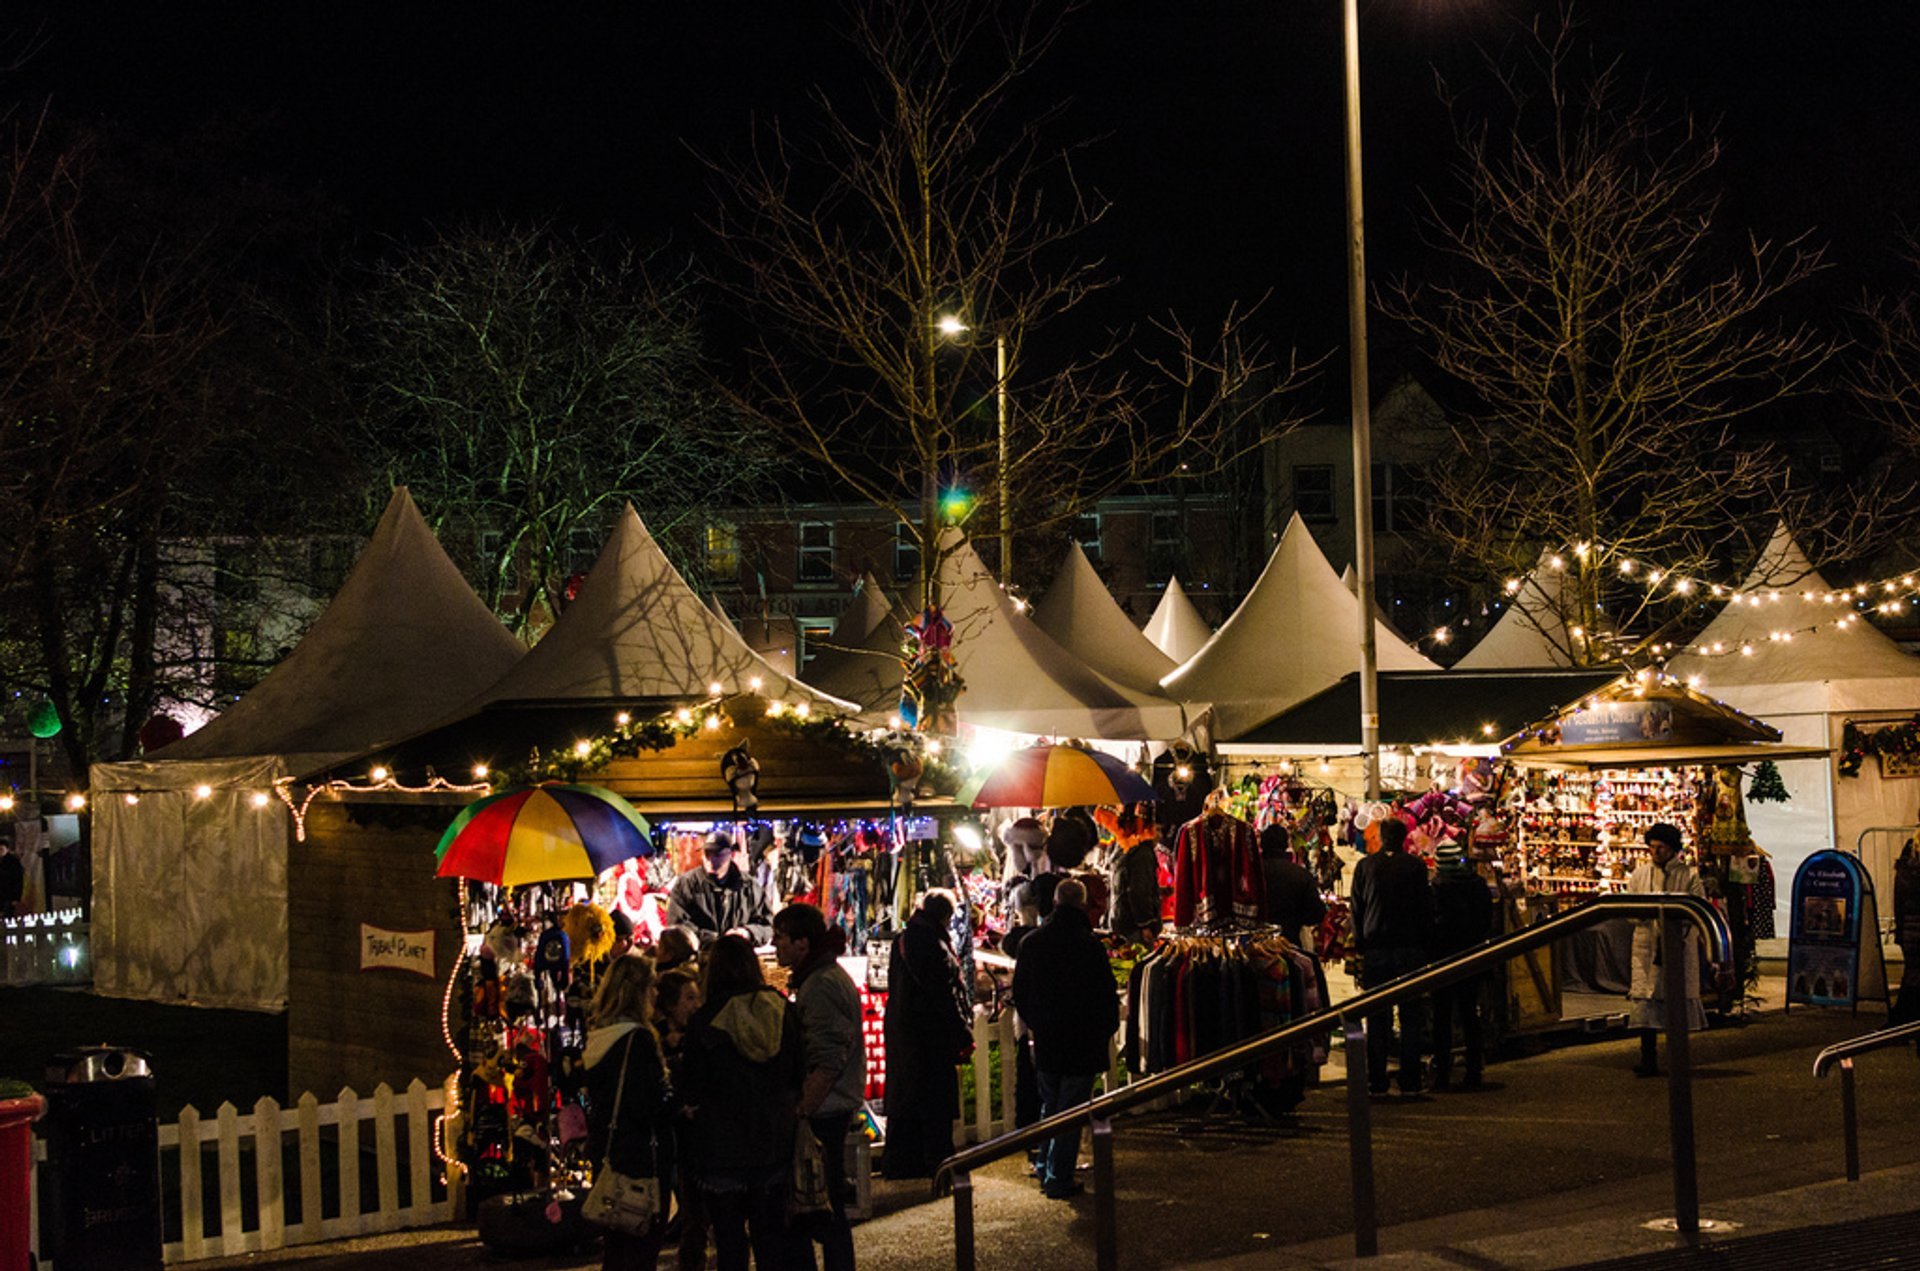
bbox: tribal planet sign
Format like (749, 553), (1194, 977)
(359, 924), (436, 978)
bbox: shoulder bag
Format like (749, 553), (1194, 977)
(582, 1032), (662, 1233)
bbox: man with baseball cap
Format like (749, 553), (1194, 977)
(667, 830), (773, 948)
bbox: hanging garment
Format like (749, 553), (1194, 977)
(1173, 811), (1266, 928)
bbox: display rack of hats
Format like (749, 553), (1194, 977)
(1512, 768), (1697, 900)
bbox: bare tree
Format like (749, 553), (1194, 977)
(346, 222), (779, 637)
(1385, 19), (1859, 666)
(1852, 231), (1920, 456)
(703, 0), (1311, 601)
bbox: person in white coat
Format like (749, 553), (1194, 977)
(1626, 822), (1707, 1077)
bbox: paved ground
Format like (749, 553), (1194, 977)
(183, 999), (1920, 1271)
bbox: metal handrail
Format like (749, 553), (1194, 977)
(1812, 1017), (1920, 1182)
(932, 892), (1729, 1267)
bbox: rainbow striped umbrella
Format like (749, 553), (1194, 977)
(962, 744), (1156, 809)
(435, 783), (652, 886)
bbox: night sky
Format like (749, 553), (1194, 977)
(10, 1), (1919, 385)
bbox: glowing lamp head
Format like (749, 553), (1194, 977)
(574, 740), (593, 757)
(472, 764), (489, 780)
(940, 489), (973, 522)
(936, 314), (968, 338)
(708, 681), (723, 696)
(704, 714), (721, 731)
(66, 793), (86, 811)
(615, 711), (631, 726)
(0, 795), (12, 812)
(250, 791), (271, 808)
(749, 676), (763, 691)
(370, 766), (390, 783)
(193, 783), (214, 800)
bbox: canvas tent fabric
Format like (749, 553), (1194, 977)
(936, 529), (1190, 740)
(801, 572), (906, 715)
(1142, 576), (1213, 665)
(1340, 565), (1409, 639)
(91, 487), (526, 1011)
(1666, 522), (1920, 936)
(460, 504), (855, 713)
(1455, 549), (1594, 670)
(1222, 669), (1619, 751)
(1032, 544), (1179, 695)
(1160, 513), (1437, 737)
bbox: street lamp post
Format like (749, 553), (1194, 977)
(1342, 0), (1381, 801)
(936, 316), (1013, 584)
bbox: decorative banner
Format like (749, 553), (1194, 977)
(359, 924), (436, 978)
(1786, 851), (1888, 1011)
(1559, 700), (1674, 746)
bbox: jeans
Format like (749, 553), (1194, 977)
(1428, 973), (1484, 1084)
(701, 1165), (787, 1271)
(1360, 946), (1429, 1093)
(1034, 1070), (1096, 1192)
(789, 1113), (856, 1271)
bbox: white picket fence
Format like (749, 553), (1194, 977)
(31, 1079), (452, 1264)
(951, 1006), (1136, 1146)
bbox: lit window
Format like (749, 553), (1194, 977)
(706, 523), (740, 580)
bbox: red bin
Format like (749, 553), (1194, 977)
(0, 1090), (46, 1271)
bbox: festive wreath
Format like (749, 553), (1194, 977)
(1838, 715), (1920, 778)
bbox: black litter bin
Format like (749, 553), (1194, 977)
(40, 1047), (163, 1270)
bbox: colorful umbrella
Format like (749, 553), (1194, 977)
(962, 744), (1156, 809)
(435, 783), (653, 886)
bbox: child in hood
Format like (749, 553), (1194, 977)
(678, 934), (804, 1271)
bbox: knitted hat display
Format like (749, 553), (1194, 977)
(1000, 817), (1046, 849)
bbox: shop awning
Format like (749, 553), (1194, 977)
(1220, 668), (1621, 752)
(1505, 742), (1833, 770)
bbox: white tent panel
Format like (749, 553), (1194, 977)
(1032, 544), (1178, 695)
(937, 529), (1189, 741)
(1160, 513), (1436, 736)
(1141, 576), (1214, 666)
(1454, 549), (1587, 670)
(803, 573), (906, 716)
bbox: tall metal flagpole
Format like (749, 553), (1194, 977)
(1343, 0), (1381, 799)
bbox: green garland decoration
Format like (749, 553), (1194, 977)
(1838, 715), (1920, 778)
(1746, 760), (1790, 804)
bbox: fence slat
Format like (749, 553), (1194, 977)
(214, 1102), (244, 1256)
(296, 1093), (322, 1244)
(971, 1008), (993, 1143)
(336, 1087), (362, 1235)
(405, 1080), (433, 1221)
(998, 1011), (1019, 1136)
(254, 1096), (285, 1252)
(177, 1104), (205, 1261)
(373, 1084), (399, 1233)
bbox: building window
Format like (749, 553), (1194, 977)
(1294, 464), (1336, 522)
(797, 617), (835, 666)
(798, 521), (835, 583)
(894, 523), (922, 586)
(1151, 509), (1181, 547)
(1073, 511), (1102, 563)
(1371, 464), (1426, 534)
(706, 523), (740, 580)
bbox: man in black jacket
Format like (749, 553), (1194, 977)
(1427, 837), (1493, 1090)
(1259, 825), (1327, 947)
(666, 831), (773, 949)
(1348, 817), (1434, 1097)
(1011, 878), (1118, 1199)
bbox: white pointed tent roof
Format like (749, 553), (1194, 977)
(1340, 564), (1407, 637)
(1161, 513), (1437, 736)
(802, 573), (907, 714)
(1142, 576), (1213, 665)
(936, 529), (1189, 740)
(154, 487), (526, 775)
(1667, 523), (1920, 712)
(1454, 549), (1586, 670)
(471, 504), (855, 712)
(708, 593), (743, 640)
(1031, 544), (1179, 695)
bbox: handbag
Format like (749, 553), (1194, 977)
(788, 1120), (833, 1219)
(582, 1033), (662, 1233)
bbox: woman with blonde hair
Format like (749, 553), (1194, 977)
(584, 953), (675, 1269)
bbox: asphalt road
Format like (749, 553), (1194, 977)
(192, 1004), (1920, 1271)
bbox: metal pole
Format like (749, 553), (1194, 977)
(996, 334), (1011, 585)
(1840, 1058), (1859, 1182)
(1344, 1016), (1379, 1257)
(1091, 1111), (1117, 1271)
(952, 1168), (976, 1271)
(1341, 0), (1380, 799)
(1662, 914), (1700, 1241)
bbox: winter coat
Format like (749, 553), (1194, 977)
(1348, 848), (1434, 953)
(883, 910), (972, 1121)
(1107, 842), (1164, 939)
(1261, 856), (1326, 944)
(1626, 859), (1706, 1006)
(1011, 905), (1119, 1076)
(791, 953), (867, 1117)
(583, 1023), (676, 1182)
(1430, 865), (1494, 959)
(678, 986), (805, 1177)
(666, 863), (773, 948)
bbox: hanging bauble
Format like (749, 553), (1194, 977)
(28, 699), (62, 739)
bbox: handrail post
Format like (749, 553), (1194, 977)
(1091, 1111), (1117, 1271)
(952, 1168), (975, 1271)
(1662, 913), (1699, 1242)
(1840, 1058), (1859, 1182)
(1344, 1015), (1378, 1257)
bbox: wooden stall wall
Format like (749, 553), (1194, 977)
(288, 799), (464, 1101)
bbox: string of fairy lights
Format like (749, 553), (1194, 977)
(1417, 538), (1917, 666)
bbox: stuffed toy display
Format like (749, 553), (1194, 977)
(722, 742), (761, 813)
